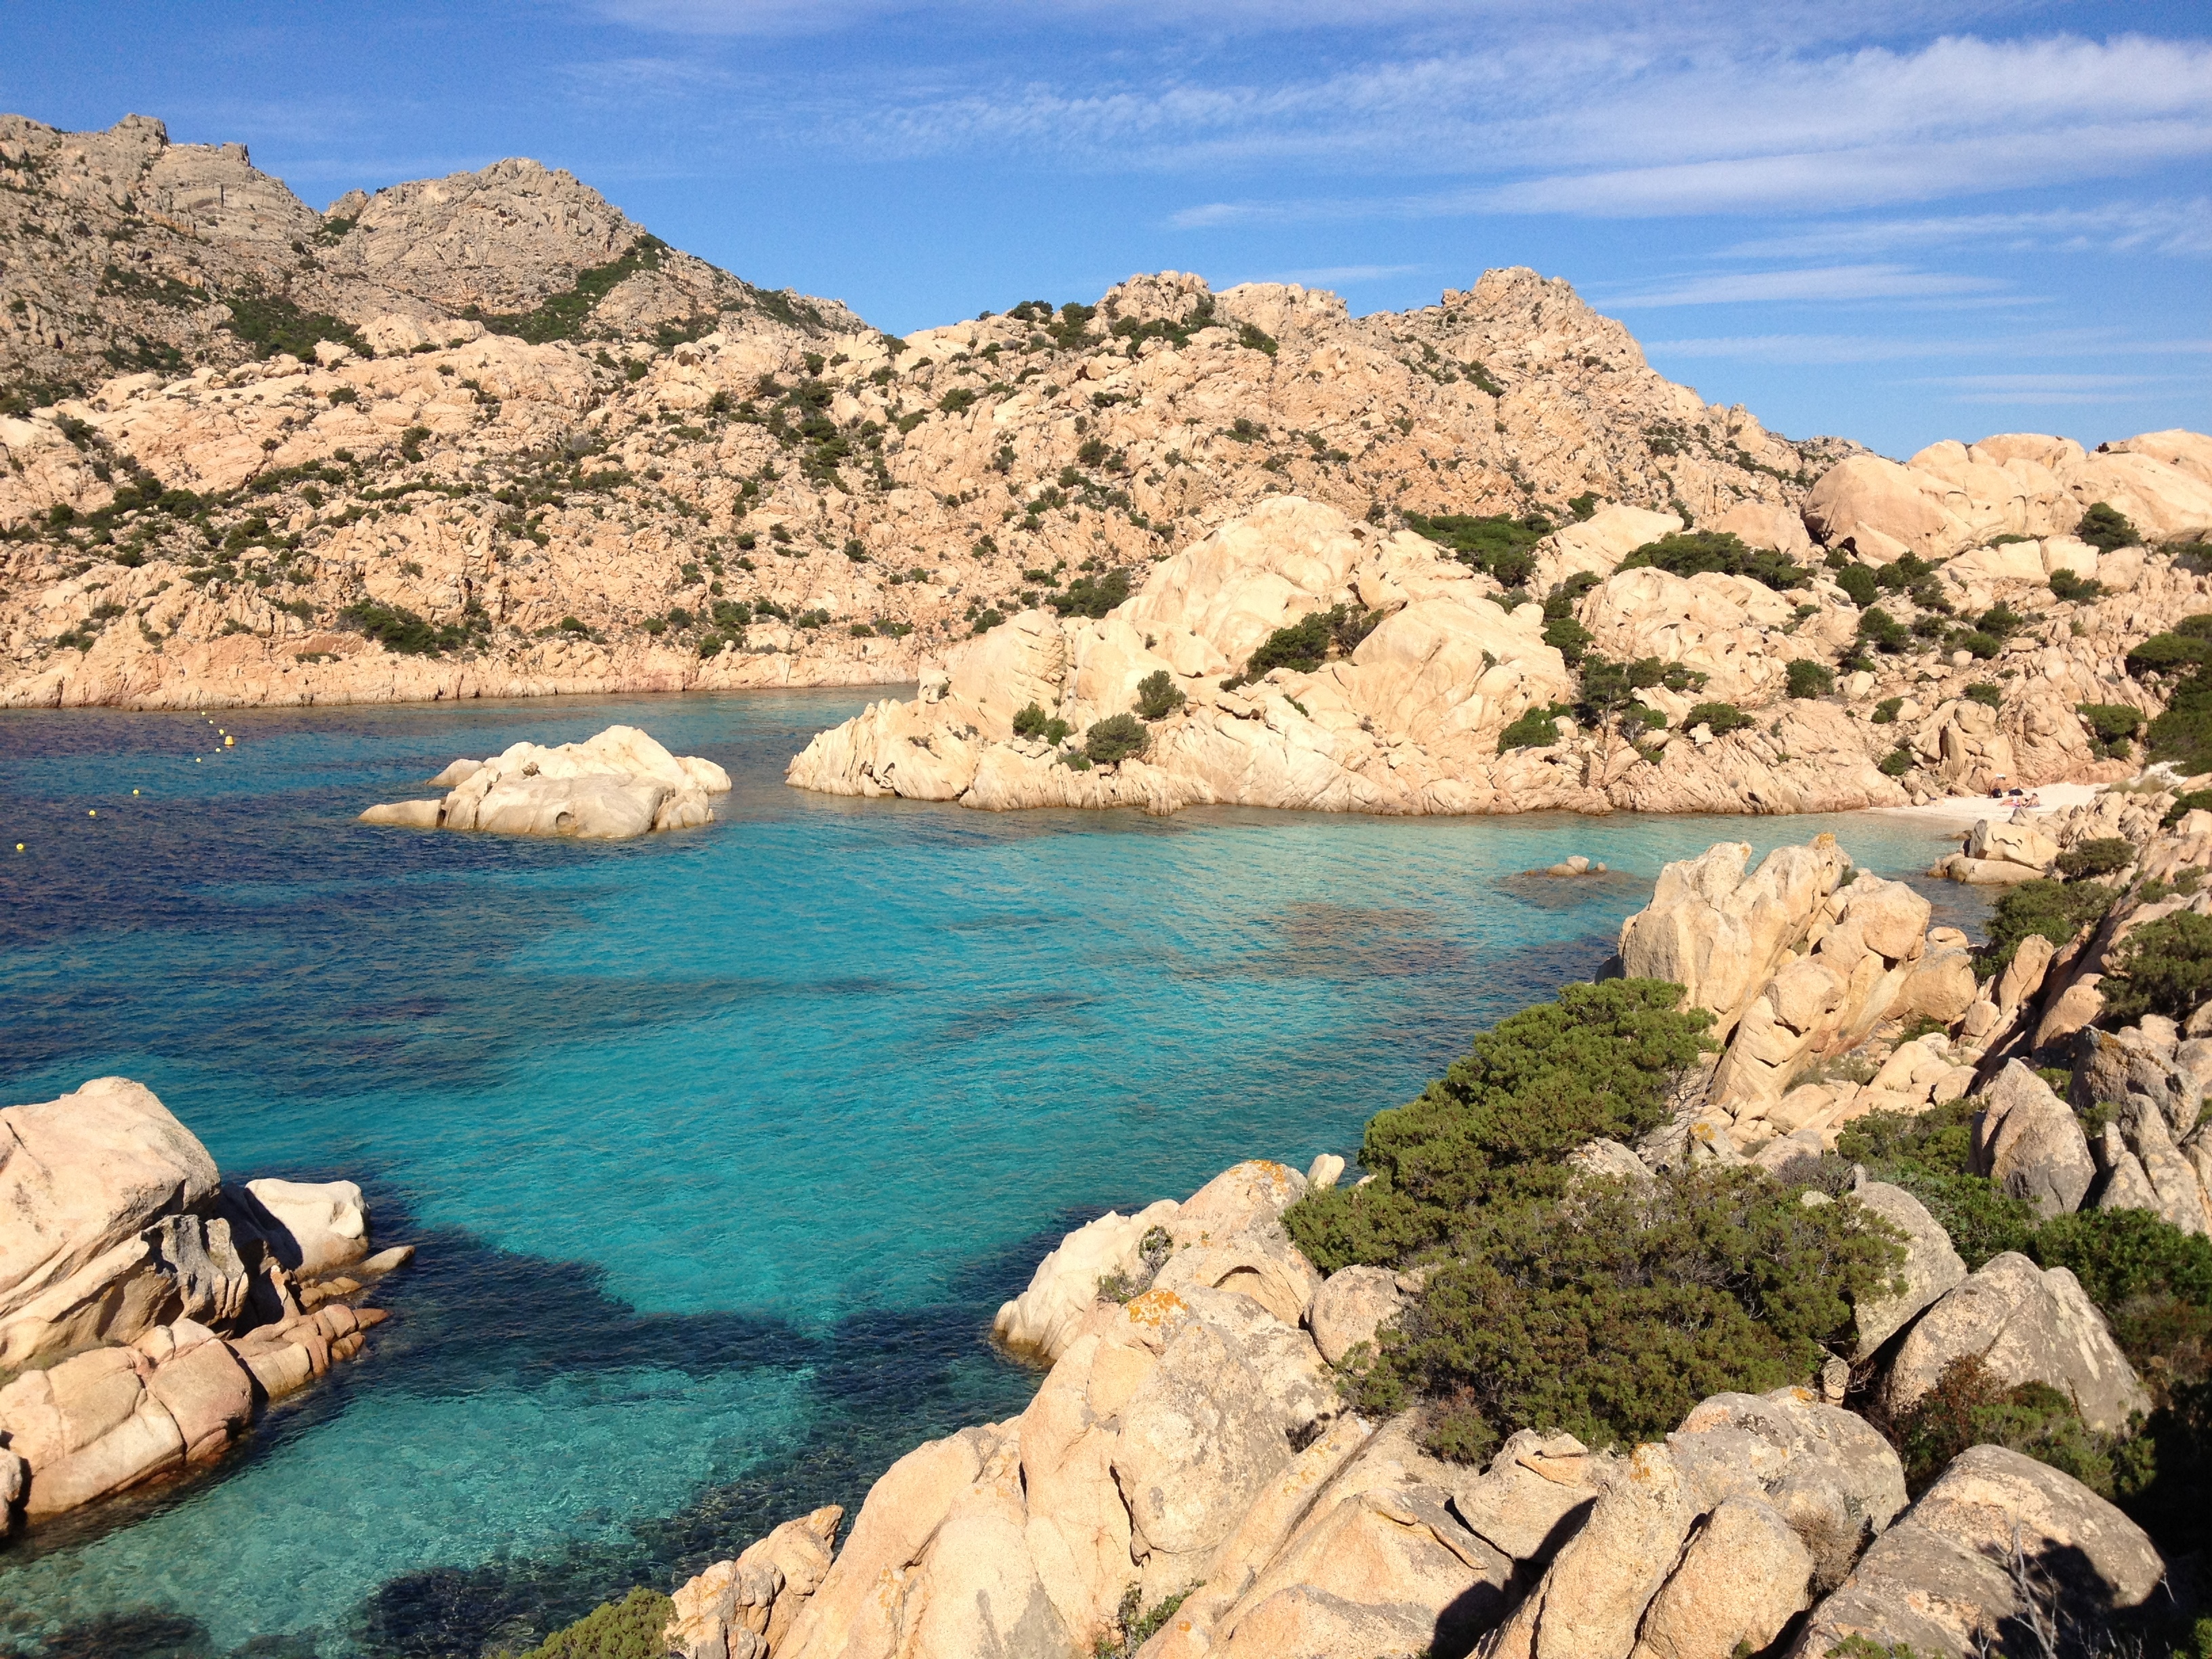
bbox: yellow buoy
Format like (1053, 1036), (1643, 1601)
(224, 735), (234, 747)
(14, 844), (22, 853)
(87, 809), (96, 817)
(133, 789), (140, 796)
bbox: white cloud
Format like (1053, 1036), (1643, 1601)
(1598, 264), (2009, 308)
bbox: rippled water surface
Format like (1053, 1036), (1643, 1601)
(0, 691), (1990, 1656)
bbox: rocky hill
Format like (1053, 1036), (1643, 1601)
(3, 111), (1849, 717)
(0, 112), (851, 410)
(789, 430), (2212, 816)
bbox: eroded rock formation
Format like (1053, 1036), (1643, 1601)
(0, 1077), (407, 1531)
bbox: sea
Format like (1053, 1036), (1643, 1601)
(0, 689), (1992, 1657)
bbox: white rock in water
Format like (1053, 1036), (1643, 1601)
(237, 1179), (369, 1277)
(359, 724), (730, 840)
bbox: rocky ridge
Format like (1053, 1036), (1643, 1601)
(0, 1077), (408, 1530)
(0, 112), (846, 411)
(5, 112), (1872, 718)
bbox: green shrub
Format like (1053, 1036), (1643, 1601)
(1236, 322), (1278, 357)
(1878, 747), (1914, 777)
(222, 290), (365, 361)
(2100, 911), (2212, 1025)
(1858, 606), (1910, 653)
(1345, 1165), (1902, 1459)
(1094, 1585), (1197, 1658)
(339, 600), (471, 656)
(1283, 979), (1715, 1273)
(1086, 712), (1149, 766)
(1837, 1104), (2040, 1271)
(1963, 682), (2001, 709)
(1542, 612), (1593, 665)
(1626, 656), (1706, 694)
(2165, 790), (2212, 827)
(520, 1586), (676, 1659)
(2056, 838), (2135, 880)
(1049, 569), (1130, 619)
(1244, 611), (1333, 676)
(1954, 630), (2001, 660)
(1894, 1355), (2114, 1496)
(970, 608), (1004, 635)
(1134, 670), (1186, 721)
(1978, 602), (2028, 640)
(1685, 701), (1756, 735)
(1619, 531), (1807, 593)
(1786, 659), (1835, 699)
(2078, 702), (2144, 758)
(1872, 697), (1904, 724)
(2129, 633), (2211, 678)
(1982, 878), (2118, 970)
(1402, 511), (1552, 588)
(2077, 501), (2141, 553)
(1497, 703), (1573, 753)
(2050, 567), (2104, 602)
(1835, 563), (1879, 607)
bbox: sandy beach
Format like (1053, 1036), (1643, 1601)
(1868, 780), (2110, 827)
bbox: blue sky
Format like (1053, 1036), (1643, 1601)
(5, 0), (2209, 456)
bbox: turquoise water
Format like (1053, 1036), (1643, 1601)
(0, 691), (1989, 1656)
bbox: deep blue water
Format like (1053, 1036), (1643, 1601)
(0, 691), (1990, 1658)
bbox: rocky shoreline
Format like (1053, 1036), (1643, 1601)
(593, 796), (2212, 1659)
(0, 1078), (407, 1532)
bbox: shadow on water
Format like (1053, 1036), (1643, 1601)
(8, 1202), (1084, 1659)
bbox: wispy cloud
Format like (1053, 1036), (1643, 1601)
(815, 31), (2212, 221)
(1645, 329), (2212, 365)
(1923, 372), (2180, 405)
(1721, 199), (2212, 260)
(1598, 264), (2009, 308)
(1241, 262), (1424, 287)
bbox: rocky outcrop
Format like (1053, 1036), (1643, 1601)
(638, 1120), (2192, 1659)
(1929, 814), (2063, 885)
(668, 1506), (844, 1659)
(0, 1076), (222, 1367)
(359, 724), (731, 838)
(1879, 1251), (2150, 1431)
(991, 1160), (1315, 1364)
(1848, 1179), (1967, 1359)
(1609, 837), (1974, 1155)
(1792, 1445), (2165, 1658)
(8, 114), (2211, 785)
(0, 1078), (405, 1532)
(1972, 1062), (2097, 1217)
(1803, 434), (2212, 563)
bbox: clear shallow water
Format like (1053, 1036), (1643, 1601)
(0, 691), (1990, 1657)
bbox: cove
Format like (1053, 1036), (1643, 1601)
(0, 689), (1991, 1657)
